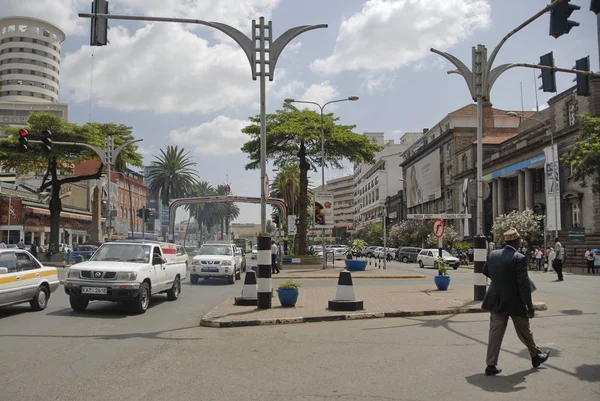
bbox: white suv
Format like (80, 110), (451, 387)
(63, 241), (187, 314)
(190, 243), (241, 284)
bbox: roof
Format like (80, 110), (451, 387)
(473, 133), (518, 145)
(447, 104), (536, 118)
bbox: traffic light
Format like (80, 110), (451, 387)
(273, 214), (280, 227)
(144, 208), (154, 223)
(574, 56), (590, 97)
(549, 0), (580, 38)
(137, 208), (144, 218)
(18, 129), (28, 152)
(592, 0), (600, 15)
(90, 0), (109, 46)
(42, 129), (53, 152)
(295, 216), (300, 228)
(538, 52), (557, 93)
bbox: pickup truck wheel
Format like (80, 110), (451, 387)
(227, 273), (235, 284)
(30, 285), (49, 311)
(132, 282), (150, 314)
(190, 275), (198, 284)
(70, 296), (89, 312)
(166, 276), (181, 301)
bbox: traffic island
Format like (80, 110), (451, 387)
(199, 283), (547, 328)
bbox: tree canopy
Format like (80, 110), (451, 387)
(562, 114), (600, 194)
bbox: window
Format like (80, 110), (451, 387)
(0, 252), (17, 273)
(572, 201), (581, 227)
(461, 154), (468, 173)
(534, 170), (544, 193)
(15, 252), (39, 271)
(507, 179), (516, 200)
(567, 102), (576, 126)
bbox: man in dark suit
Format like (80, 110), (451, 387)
(482, 228), (549, 376)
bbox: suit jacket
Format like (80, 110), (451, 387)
(482, 245), (533, 316)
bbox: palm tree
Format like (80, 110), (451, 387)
(273, 164), (300, 215)
(215, 184), (240, 240)
(188, 180), (218, 246)
(147, 145), (199, 207)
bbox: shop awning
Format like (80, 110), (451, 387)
(23, 206), (92, 221)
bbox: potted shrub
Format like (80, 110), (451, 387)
(277, 280), (301, 307)
(345, 239), (368, 271)
(434, 257), (451, 291)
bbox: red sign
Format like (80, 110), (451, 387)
(225, 184), (231, 195)
(433, 218), (445, 238)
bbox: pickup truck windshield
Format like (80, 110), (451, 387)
(199, 245), (232, 256)
(90, 244), (153, 263)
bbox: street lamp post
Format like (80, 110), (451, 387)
(507, 111), (558, 250)
(284, 96), (359, 269)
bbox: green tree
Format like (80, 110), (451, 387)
(388, 220), (432, 247)
(425, 226), (460, 249)
(147, 145), (199, 207)
(0, 113), (142, 249)
(562, 114), (600, 194)
(241, 103), (381, 254)
(491, 209), (544, 246)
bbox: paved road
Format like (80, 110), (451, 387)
(1, 260), (598, 400)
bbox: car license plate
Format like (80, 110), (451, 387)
(202, 267), (219, 272)
(82, 287), (107, 295)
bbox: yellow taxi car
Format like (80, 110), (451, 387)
(0, 248), (60, 310)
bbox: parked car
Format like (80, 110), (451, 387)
(374, 247), (396, 260)
(396, 247), (422, 263)
(0, 249), (60, 311)
(362, 246), (380, 258)
(190, 242), (242, 284)
(63, 241), (187, 314)
(416, 249), (460, 270)
(251, 245), (258, 259)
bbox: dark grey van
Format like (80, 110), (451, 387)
(396, 247), (422, 263)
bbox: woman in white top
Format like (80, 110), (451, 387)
(535, 248), (543, 271)
(546, 247), (556, 273)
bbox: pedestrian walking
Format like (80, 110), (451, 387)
(30, 241), (38, 259)
(482, 228), (549, 376)
(271, 241), (280, 274)
(17, 239), (25, 249)
(553, 237), (565, 281)
(585, 248), (596, 274)
(535, 248), (543, 271)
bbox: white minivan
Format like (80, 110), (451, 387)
(0, 249), (60, 311)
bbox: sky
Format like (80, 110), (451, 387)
(1, 0), (598, 224)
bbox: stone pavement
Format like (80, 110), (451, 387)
(200, 283), (547, 328)
(277, 265), (426, 279)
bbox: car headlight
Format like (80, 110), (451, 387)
(192, 260), (201, 266)
(117, 272), (138, 281)
(66, 269), (80, 278)
(221, 260), (233, 266)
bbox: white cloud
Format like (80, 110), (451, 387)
(311, 0), (491, 74)
(62, 23), (257, 114)
(1, 0), (89, 36)
(290, 81), (342, 111)
(168, 115), (249, 156)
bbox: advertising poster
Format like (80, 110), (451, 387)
(315, 192), (334, 229)
(406, 151), (442, 208)
(544, 144), (561, 231)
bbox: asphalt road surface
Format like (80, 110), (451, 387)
(1, 260), (598, 401)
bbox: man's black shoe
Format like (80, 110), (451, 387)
(485, 365), (502, 376)
(532, 351), (550, 368)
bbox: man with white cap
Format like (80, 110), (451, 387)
(482, 228), (549, 376)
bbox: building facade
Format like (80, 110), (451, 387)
(354, 131), (421, 229)
(326, 174), (355, 236)
(401, 104), (522, 236)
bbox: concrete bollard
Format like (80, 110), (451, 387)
(328, 270), (364, 311)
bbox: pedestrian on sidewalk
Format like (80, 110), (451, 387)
(585, 248), (596, 274)
(482, 228), (549, 376)
(30, 241), (38, 259)
(553, 237), (565, 282)
(17, 239), (25, 249)
(271, 241), (280, 274)
(535, 248), (543, 271)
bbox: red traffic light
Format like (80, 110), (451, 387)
(43, 129), (53, 138)
(19, 129), (28, 137)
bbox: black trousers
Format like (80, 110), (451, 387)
(271, 254), (279, 273)
(588, 260), (596, 274)
(554, 259), (564, 280)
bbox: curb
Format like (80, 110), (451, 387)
(199, 301), (548, 328)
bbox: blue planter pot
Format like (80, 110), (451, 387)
(277, 288), (299, 307)
(434, 275), (450, 291)
(345, 259), (367, 271)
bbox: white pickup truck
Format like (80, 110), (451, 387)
(63, 241), (187, 314)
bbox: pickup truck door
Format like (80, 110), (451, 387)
(152, 247), (169, 292)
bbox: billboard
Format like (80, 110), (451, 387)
(406, 151), (441, 208)
(315, 192), (334, 229)
(544, 145), (561, 231)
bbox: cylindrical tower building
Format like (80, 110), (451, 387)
(0, 16), (66, 104)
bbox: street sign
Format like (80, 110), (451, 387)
(433, 219), (445, 238)
(407, 213), (472, 220)
(288, 215), (297, 236)
(568, 227), (585, 242)
(225, 184), (230, 195)
(326, 251), (334, 264)
(468, 179), (490, 201)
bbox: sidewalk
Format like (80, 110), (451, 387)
(277, 266), (426, 279)
(200, 283), (547, 328)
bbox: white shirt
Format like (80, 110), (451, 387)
(271, 244), (278, 255)
(535, 250), (543, 259)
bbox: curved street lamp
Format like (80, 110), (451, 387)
(284, 96), (359, 268)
